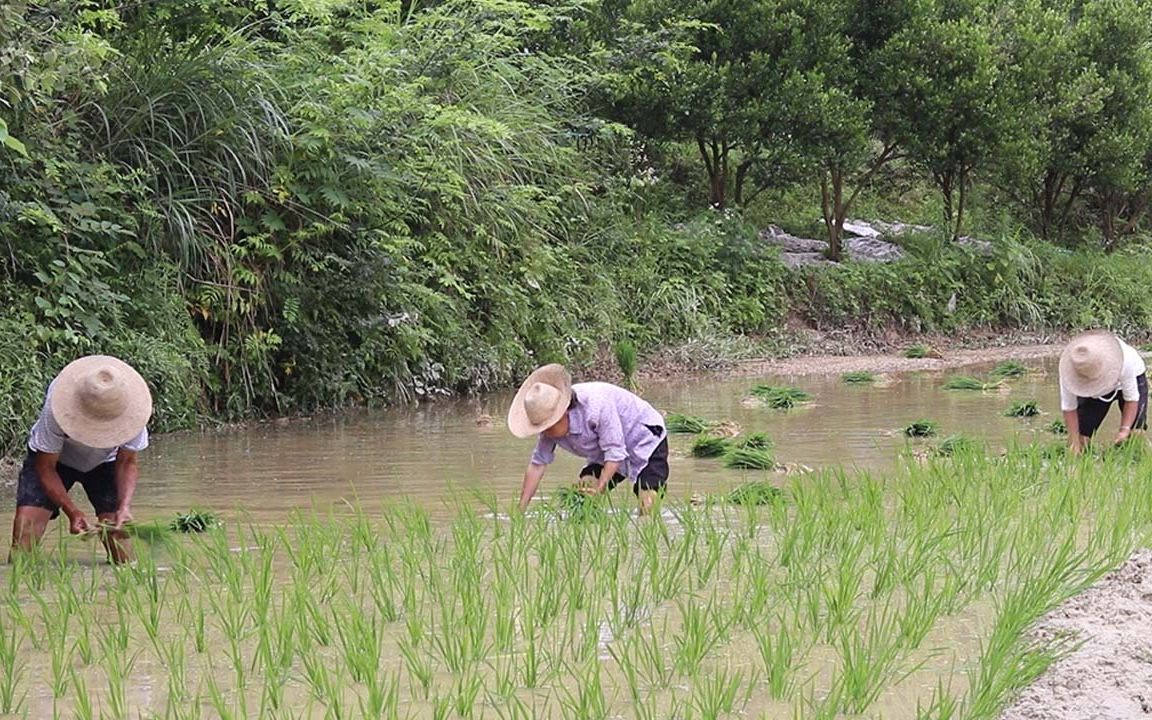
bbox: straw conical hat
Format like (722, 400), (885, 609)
(50, 355), (152, 448)
(507, 364), (572, 438)
(1059, 331), (1124, 398)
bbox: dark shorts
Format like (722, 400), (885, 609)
(579, 425), (669, 495)
(15, 452), (119, 519)
(1077, 373), (1149, 438)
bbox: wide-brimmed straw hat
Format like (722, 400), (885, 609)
(1060, 330), (1124, 398)
(50, 355), (152, 448)
(507, 364), (572, 438)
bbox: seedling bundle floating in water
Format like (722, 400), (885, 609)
(990, 360), (1029, 379)
(903, 420), (939, 438)
(942, 375), (1003, 392)
(748, 384), (812, 410)
(665, 413), (714, 434)
(1046, 419), (1067, 435)
(690, 435), (730, 458)
(726, 481), (784, 506)
(722, 447), (776, 470)
(840, 371), (876, 384)
(904, 343), (940, 359)
(1004, 400), (1040, 418)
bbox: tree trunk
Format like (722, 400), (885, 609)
(821, 167), (846, 261)
(954, 169), (968, 242)
(696, 136), (729, 208)
(734, 159), (754, 207)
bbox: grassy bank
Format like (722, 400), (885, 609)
(1, 444), (1148, 718)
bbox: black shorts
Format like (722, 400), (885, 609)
(1077, 373), (1149, 438)
(579, 426), (669, 495)
(15, 452), (119, 519)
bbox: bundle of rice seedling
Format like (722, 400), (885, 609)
(1004, 400), (1040, 418)
(665, 413), (714, 434)
(1046, 419), (1067, 435)
(840, 371), (876, 384)
(727, 481), (784, 506)
(990, 360), (1029, 379)
(943, 375), (1001, 391)
(552, 486), (608, 521)
(903, 420), (939, 438)
(932, 434), (977, 457)
(691, 436), (731, 458)
(749, 385), (812, 409)
(722, 447), (776, 470)
(169, 509), (222, 533)
(734, 432), (773, 450)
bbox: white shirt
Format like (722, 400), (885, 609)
(27, 381), (149, 472)
(1060, 338), (1147, 411)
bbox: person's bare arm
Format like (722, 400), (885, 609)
(593, 460), (621, 494)
(34, 453), (90, 534)
(1063, 409), (1083, 454)
(112, 450), (139, 528)
(1114, 402), (1139, 445)
(519, 463), (547, 511)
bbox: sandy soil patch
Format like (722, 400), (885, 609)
(999, 550), (1152, 720)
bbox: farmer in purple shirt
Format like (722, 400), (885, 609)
(508, 364), (669, 514)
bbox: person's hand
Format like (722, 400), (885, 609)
(1068, 438), (1083, 456)
(67, 510), (92, 535)
(1114, 428), (1131, 446)
(113, 506), (134, 530)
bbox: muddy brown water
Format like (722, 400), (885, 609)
(0, 355), (1099, 527)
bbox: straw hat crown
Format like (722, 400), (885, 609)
(507, 364), (572, 438)
(1059, 330), (1124, 399)
(50, 355), (152, 448)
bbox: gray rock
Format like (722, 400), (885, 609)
(956, 235), (994, 254)
(760, 225), (829, 254)
(844, 237), (906, 263)
(780, 252), (834, 269)
(842, 220), (883, 239)
(864, 219), (934, 237)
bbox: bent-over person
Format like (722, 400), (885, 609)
(1059, 330), (1147, 454)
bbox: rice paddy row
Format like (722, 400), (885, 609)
(2, 442), (1150, 719)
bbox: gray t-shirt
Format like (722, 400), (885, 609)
(27, 381), (149, 472)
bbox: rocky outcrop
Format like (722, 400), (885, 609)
(760, 219), (992, 267)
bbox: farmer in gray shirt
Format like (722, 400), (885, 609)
(9, 355), (152, 564)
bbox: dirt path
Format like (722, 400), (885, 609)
(730, 342), (1064, 377)
(999, 550), (1152, 720)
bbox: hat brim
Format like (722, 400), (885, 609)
(1059, 331), (1124, 398)
(507, 364), (572, 438)
(50, 356), (153, 448)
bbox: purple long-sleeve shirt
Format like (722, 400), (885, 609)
(530, 382), (666, 479)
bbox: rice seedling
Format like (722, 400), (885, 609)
(943, 375), (1003, 391)
(990, 360), (1030, 379)
(722, 447), (776, 470)
(1005, 400), (1041, 418)
(1045, 419), (1068, 435)
(931, 434), (978, 457)
(690, 435), (730, 458)
(903, 419), (939, 438)
(614, 340), (638, 389)
(734, 431), (773, 450)
(0, 623), (26, 714)
(665, 413), (714, 434)
(452, 671), (483, 718)
(726, 481), (784, 506)
(840, 370), (876, 383)
(688, 664), (746, 719)
(904, 343), (937, 358)
(749, 384), (813, 409)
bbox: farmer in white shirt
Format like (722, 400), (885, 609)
(9, 356), (152, 564)
(1059, 330), (1147, 455)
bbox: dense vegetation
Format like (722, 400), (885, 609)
(3, 0), (1152, 450)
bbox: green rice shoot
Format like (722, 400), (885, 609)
(989, 360), (1029, 379)
(840, 371), (876, 384)
(932, 434), (978, 457)
(169, 509), (222, 533)
(734, 432), (773, 450)
(665, 413), (714, 434)
(722, 446), (776, 470)
(614, 340), (638, 388)
(749, 385), (812, 409)
(943, 375), (1002, 391)
(726, 481), (784, 506)
(1004, 400), (1041, 418)
(691, 435), (731, 458)
(903, 420), (939, 438)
